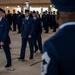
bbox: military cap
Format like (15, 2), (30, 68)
(25, 9), (29, 13)
(51, 0), (75, 12)
(32, 11), (36, 13)
(2, 10), (5, 13)
(0, 8), (3, 12)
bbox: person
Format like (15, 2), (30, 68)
(32, 11), (42, 53)
(42, 11), (49, 33)
(42, 0), (75, 75)
(0, 8), (12, 68)
(6, 10), (12, 30)
(51, 11), (57, 32)
(18, 9), (34, 61)
(12, 10), (17, 31)
(17, 11), (22, 33)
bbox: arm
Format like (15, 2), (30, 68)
(42, 41), (59, 75)
(1, 19), (9, 43)
(29, 19), (34, 36)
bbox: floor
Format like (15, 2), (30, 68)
(0, 29), (56, 75)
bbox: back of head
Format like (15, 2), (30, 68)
(51, 0), (75, 24)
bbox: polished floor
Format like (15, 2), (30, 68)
(0, 29), (56, 75)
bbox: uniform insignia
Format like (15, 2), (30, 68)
(0, 25), (3, 26)
(41, 52), (51, 75)
(23, 22), (24, 24)
(28, 22), (30, 24)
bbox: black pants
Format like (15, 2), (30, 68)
(20, 37), (34, 59)
(17, 24), (22, 33)
(2, 44), (12, 65)
(33, 35), (42, 52)
(13, 22), (17, 31)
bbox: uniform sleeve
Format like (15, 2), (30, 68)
(29, 19), (34, 36)
(21, 19), (24, 34)
(1, 19), (9, 43)
(41, 41), (60, 75)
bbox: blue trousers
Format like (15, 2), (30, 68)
(20, 37), (33, 59)
(33, 35), (42, 52)
(3, 44), (12, 65)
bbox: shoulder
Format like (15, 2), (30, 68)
(43, 29), (65, 53)
(29, 18), (34, 22)
(2, 17), (8, 22)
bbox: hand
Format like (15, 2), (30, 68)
(0, 42), (4, 45)
(28, 35), (32, 38)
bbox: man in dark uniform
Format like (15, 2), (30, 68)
(17, 11), (22, 33)
(42, 11), (49, 33)
(18, 10), (34, 61)
(6, 10), (12, 30)
(12, 10), (17, 31)
(0, 8), (12, 68)
(42, 0), (75, 75)
(52, 11), (57, 32)
(32, 11), (42, 53)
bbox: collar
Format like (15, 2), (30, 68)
(0, 17), (2, 21)
(25, 17), (29, 20)
(60, 22), (75, 29)
(33, 17), (37, 20)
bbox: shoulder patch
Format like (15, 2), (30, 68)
(41, 52), (51, 75)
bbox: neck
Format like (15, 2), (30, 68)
(58, 12), (75, 25)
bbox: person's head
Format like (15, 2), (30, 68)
(53, 11), (56, 14)
(17, 11), (21, 15)
(13, 10), (15, 14)
(51, 0), (75, 25)
(25, 9), (30, 17)
(0, 8), (3, 17)
(45, 11), (47, 14)
(2, 10), (6, 17)
(32, 11), (37, 17)
(8, 10), (10, 13)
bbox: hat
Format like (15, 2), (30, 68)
(51, 0), (75, 12)
(2, 10), (5, 13)
(32, 11), (36, 14)
(0, 8), (3, 12)
(25, 9), (29, 13)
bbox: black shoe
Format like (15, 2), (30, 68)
(0, 47), (2, 49)
(53, 31), (56, 32)
(5, 64), (12, 68)
(18, 58), (25, 62)
(34, 49), (38, 53)
(45, 32), (48, 33)
(13, 30), (16, 31)
(29, 57), (33, 59)
(17, 32), (21, 34)
(9, 47), (11, 49)
(40, 51), (42, 54)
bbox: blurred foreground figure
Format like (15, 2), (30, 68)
(42, 0), (75, 75)
(0, 8), (12, 68)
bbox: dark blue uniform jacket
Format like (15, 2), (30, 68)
(42, 24), (75, 75)
(0, 18), (10, 44)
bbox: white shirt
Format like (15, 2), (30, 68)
(25, 17), (29, 20)
(60, 22), (75, 29)
(0, 17), (2, 22)
(33, 17), (37, 20)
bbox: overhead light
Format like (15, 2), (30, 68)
(50, 5), (52, 7)
(18, 6), (20, 8)
(7, 6), (9, 8)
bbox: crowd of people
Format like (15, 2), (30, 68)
(0, 8), (59, 69)
(0, 0), (75, 74)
